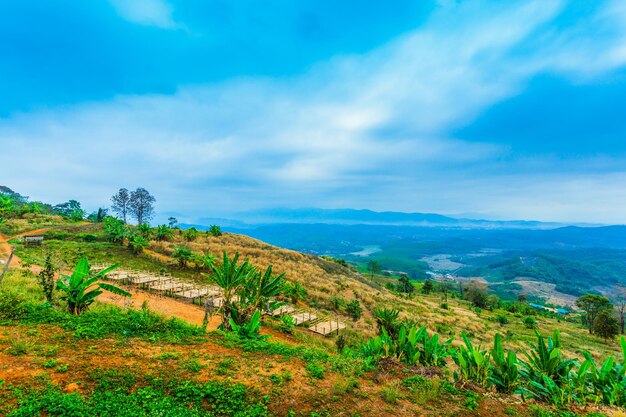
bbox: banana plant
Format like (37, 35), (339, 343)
(395, 325), (423, 365)
(373, 307), (400, 338)
(420, 329), (454, 367)
(205, 251), (256, 330)
(172, 245), (193, 268)
(155, 224), (173, 241)
(235, 264), (287, 325)
(519, 330), (576, 386)
(586, 338), (626, 406)
(489, 333), (519, 393)
(229, 310), (263, 339)
(56, 258), (130, 315)
(359, 328), (394, 362)
(127, 233), (149, 255)
(454, 332), (490, 386)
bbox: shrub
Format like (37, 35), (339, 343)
(523, 316), (538, 329)
(278, 315), (295, 334)
(495, 313), (509, 326)
(183, 227), (199, 242)
(346, 300), (362, 321)
(489, 333), (519, 393)
(453, 333), (490, 386)
(306, 362), (325, 379)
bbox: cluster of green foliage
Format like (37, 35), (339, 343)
(357, 323), (626, 408)
(576, 294), (620, 340)
(207, 251), (287, 337)
(2, 377), (268, 417)
(55, 258), (130, 315)
(0, 291), (203, 342)
(357, 323), (454, 367)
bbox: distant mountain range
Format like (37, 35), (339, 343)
(185, 207), (590, 230)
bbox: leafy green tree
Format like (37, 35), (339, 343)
(155, 225), (173, 241)
(209, 225), (222, 237)
(0, 194), (16, 219)
(172, 245), (193, 268)
(29, 201), (41, 215)
(576, 294), (613, 334)
(397, 274), (414, 294)
(129, 187), (156, 225)
(38, 254), (57, 303)
(111, 188), (131, 223)
(346, 300), (362, 321)
(87, 207), (108, 223)
(168, 217), (178, 228)
(54, 200), (84, 219)
(56, 258), (130, 315)
(613, 286), (626, 334)
(366, 260), (381, 278)
(593, 310), (620, 341)
(422, 279), (434, 294)
(464, 282), (489, 309)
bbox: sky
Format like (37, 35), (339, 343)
(2, 0), (626, 224)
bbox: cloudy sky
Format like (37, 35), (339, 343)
(2, 0), (626, 224)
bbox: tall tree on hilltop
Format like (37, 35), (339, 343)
(576, 294), (613, 334)
(593, 310), (620, 341)
(366, 260), (381, 278)
(111, 188), (131, 223)
(129, 187), (156, 225)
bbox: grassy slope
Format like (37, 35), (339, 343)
(1, 218), (624, 416)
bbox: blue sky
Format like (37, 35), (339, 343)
(2, 0), (626, 223)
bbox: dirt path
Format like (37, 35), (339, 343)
(2, 225), (298, 342)
(0, 228), (59, 273)
(97, 288), (298, 342)
(98, 288), (221, 329)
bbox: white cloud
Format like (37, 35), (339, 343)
(109, 0), (178, 29)
(3, 0), (626, 222)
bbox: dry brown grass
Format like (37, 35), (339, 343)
(146, 231), (625, 361)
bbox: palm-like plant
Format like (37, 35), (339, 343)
(202, 252), (217, 270)
(520, 330), (576, 386)
(128, 233), (149, 255)
(103, 217), (126, 245)
(172, 245), (193, 268)
(206, 251), (256, 330)
(155, 225), (173, 241)
(240, 265), (287, 316)
(285, 281), (307, 304)
(56, 258), (130, 315)
(489, 333), (519, 393)
(138, 223), (152, 239)
(374, 307), (400, 338)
